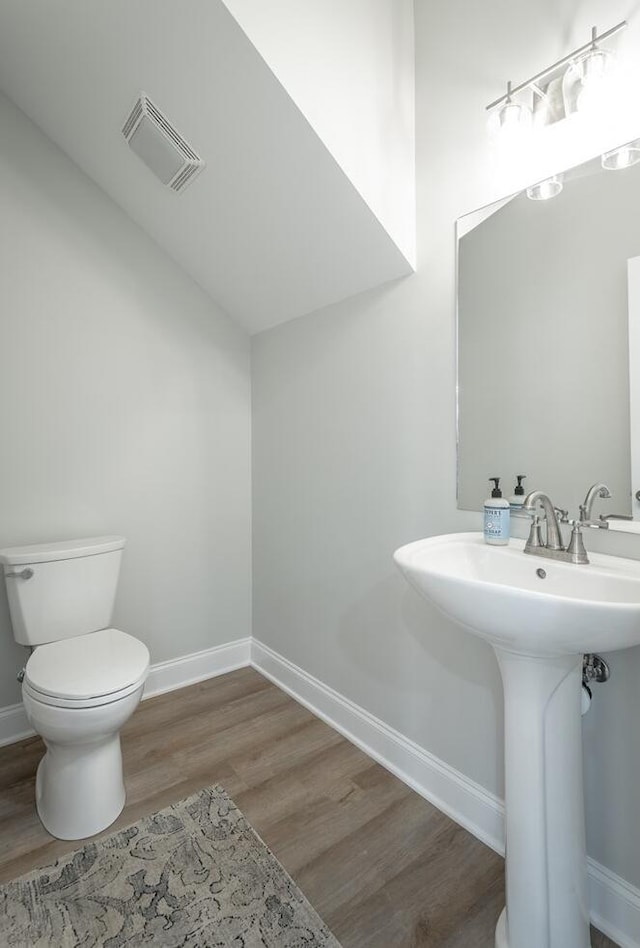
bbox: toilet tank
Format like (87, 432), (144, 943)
(0, 536), (126, 646)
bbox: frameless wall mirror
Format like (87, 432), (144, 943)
(456, 140), (640, 526)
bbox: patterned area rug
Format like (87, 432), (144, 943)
(0, 785), (341, 947)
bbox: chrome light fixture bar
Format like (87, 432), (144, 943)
(486, 21), (627, 114)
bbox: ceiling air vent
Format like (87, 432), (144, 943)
(122, 94), (204, 193)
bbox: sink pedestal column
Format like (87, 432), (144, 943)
(494, 649), (590, 948)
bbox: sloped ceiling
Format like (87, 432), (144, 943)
(220, 0), (416, 266)
(0, 0), (414, 334)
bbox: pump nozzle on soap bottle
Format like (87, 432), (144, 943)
(509, 475), (527, 513)
(484, 477), (510, 545)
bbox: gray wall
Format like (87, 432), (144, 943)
(0, 94), (252, 706)
(252, 0), (640, 890)
(458, 164), (640, 514)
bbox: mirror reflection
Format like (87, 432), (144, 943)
(456, 145), (640, 525)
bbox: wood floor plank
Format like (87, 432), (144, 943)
(254, 762), (412, 875)
(366, 819), (505, 947)
(231, 738), (374, 830)
(0, 667), (619, 947)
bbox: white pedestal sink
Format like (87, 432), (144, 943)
(394, 532), (640, 948)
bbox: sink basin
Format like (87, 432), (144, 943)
(394, 531), (640, 656)
(394, 532), (640, 948)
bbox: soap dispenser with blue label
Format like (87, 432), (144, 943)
(484, 477), (510, 545)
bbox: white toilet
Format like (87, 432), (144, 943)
(0, 536), (149, 840)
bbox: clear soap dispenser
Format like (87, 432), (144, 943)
(484, 477), (510, 545)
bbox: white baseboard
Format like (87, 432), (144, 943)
(589, 858), (640, 948)
(0, 703), (34, 748)
(0, 636), (252, 748)
(250, 638), (640, 948)
(144, 637), (251, 699)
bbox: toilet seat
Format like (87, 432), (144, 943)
(24, 628), (150, 709)
(23, 676), (147, 709)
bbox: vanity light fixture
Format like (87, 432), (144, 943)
(487, 22), (626, 128)
(487, 21), (627, 197)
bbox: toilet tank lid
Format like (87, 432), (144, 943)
(0, 536), (126, 566)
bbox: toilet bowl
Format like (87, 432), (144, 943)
(22, 627), (149, 839)
(0, 537), (150, 840)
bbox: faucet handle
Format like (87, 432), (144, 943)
(524, 515), (545, 552)
(554, 507), (569, 524)
(566, 520), (590, 564)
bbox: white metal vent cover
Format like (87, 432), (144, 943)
(122, 94), (205, 192)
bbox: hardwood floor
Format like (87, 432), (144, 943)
(0, 667), (617, 947)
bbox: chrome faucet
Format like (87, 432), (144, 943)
(579, 483), (611, 527)
(521, 491), (565, 550)
(521, 490), (589, 564)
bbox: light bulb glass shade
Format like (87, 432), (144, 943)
(562, 47), (613, 116)
(532, 76), (565, 129)
(526, 174), (564, 201)
(602, 139), (640, 170)
(500, 100), (528, 128)
(487, 98), (532, 145)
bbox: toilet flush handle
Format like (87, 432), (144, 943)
(5, 568), (34, 580)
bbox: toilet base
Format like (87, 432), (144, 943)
(23, 681), (144, 840)
(35, 733), (126, 840)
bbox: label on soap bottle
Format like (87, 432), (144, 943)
(484, 505), (510, 543)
